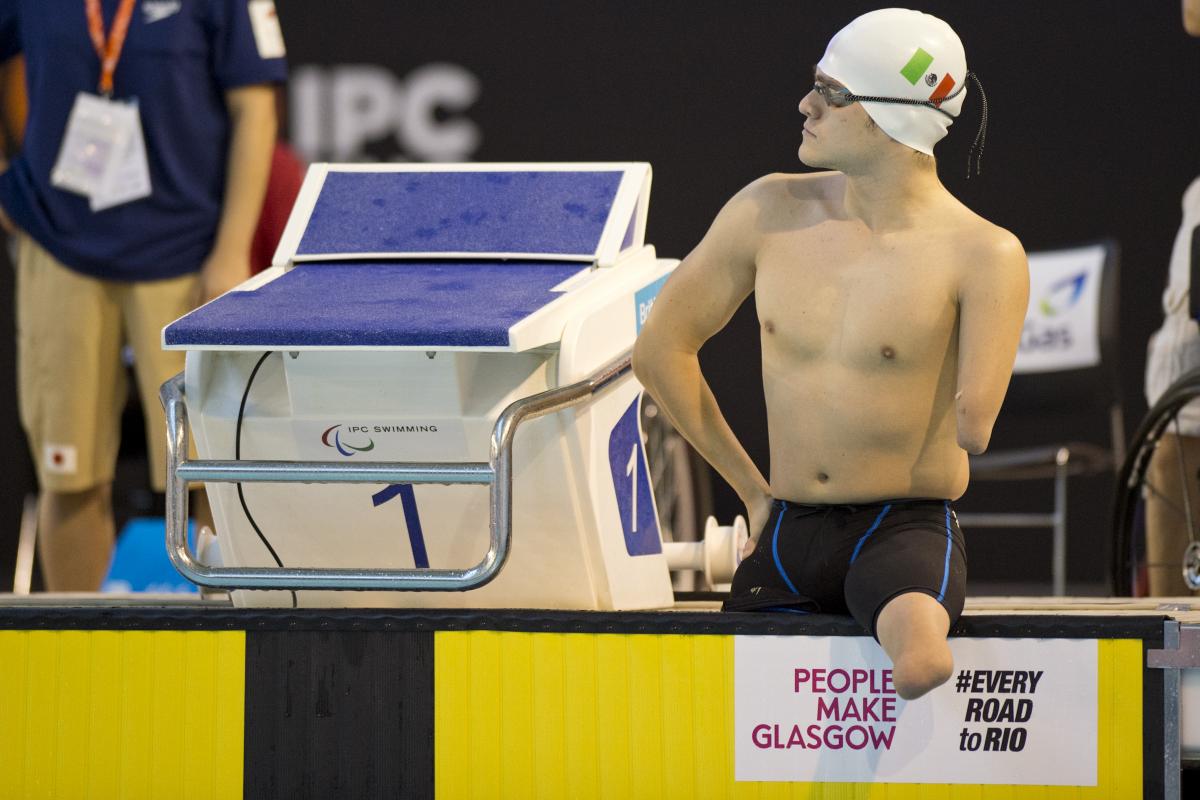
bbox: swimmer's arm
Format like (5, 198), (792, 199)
(954, 232), (1030, 454)
(632, 183), (771, 516)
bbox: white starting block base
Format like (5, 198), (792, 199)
(187, 342), (674, 610)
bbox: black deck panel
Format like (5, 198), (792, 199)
(244, 630), (434, 800)
(0, 605), (1171, 641)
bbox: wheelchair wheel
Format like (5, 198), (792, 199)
(1112, 367), (1200, 594)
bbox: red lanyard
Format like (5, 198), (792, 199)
(84, 0), (137, 96)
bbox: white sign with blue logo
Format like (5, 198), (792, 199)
(635, 275), (669, 334)
(607, 394), (661, 556)
(1014, 245), (1105, 374)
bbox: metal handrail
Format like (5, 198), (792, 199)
(160, 352), (633, 591)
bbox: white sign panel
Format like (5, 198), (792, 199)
(734, 636), (1097, 785)
(1014, 244), (1106, 374)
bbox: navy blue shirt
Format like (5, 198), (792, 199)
(0, 0), (287, 281)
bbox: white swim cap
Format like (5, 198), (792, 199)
(816, 8), (968, 156)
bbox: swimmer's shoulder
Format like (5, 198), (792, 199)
(944, 199), (1026, 267)
(689, 173), (841, 270)
(726, 170), (846, 223)
(942, 203), (1028, 294)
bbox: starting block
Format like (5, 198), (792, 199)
(162, 163), (686, 609)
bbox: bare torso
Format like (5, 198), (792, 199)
(755, 172), (984, 503)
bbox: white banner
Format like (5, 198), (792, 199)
(1014, 244), (1106, 374)
(734, 636), (1097, 785)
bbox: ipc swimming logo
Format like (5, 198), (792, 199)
(1037, 272), (1087, 317)
(321, 425), (375, 457)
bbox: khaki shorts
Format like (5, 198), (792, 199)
(16, 235), (198, 492)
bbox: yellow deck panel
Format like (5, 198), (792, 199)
(434, 632), (1143, 800)
(0, 630), (245, 800)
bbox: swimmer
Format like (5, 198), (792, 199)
(633, 8), (1029, 700)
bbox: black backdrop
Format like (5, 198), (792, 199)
(2, 1), (1198, 590)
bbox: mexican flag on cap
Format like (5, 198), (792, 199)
(900, 47), (957, 106)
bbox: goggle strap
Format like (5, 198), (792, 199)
(819, 71), (989, 180)
(965, 72), (988, 180)
(844, 79), (967, 119)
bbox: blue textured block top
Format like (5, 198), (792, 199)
(297, 171), (624, 257)
(164, 261), (588, 348)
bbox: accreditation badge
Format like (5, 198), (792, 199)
(50, 92), (152, 211)
(89, 98), (151, 211)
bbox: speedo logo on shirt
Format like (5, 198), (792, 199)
(142, 0), (182, 24)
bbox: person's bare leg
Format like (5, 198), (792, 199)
(37, 484), (115, 591)
(1145, 432), (1200, 596)
(875, 591), (954, 700)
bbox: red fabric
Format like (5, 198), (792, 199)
(250, 141), (307, 274)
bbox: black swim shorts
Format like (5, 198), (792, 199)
(723, 498), (967, 638)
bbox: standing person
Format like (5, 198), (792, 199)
(0, 0), (286, 591)
(633, 8), (1028, 700)
(1142, 2), (1200, 598)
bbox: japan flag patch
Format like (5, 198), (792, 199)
(43, 444), (78, 475)
(248, 0), (286, 59)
